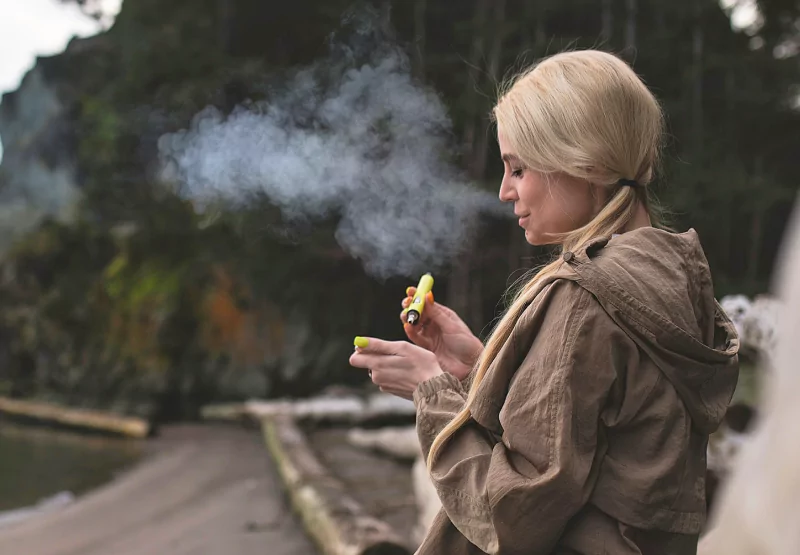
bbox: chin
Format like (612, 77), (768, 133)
(524, 229), (559, 247)
(523, 229), (545, 246)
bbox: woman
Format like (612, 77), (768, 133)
(349, 50), (740, 555)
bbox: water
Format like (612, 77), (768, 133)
(0, 421), (143, 513)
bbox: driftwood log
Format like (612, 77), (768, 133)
(203, 392), (416, 425)
(263, 415), (411, 555)
(0, 397), (149, 438)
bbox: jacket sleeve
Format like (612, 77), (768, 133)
(413, 281), (620, 554)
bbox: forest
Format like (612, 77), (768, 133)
(0, 0), (798, 422)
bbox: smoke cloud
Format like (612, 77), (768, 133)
(158, 10), (509, 279)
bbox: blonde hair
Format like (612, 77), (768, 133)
(427, 50), (666, 471)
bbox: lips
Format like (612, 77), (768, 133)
(517, 214), (529, 226)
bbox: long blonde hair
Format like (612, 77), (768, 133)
(427, 50), (666, 471)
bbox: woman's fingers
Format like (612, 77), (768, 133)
(403, 321), (435, 350)
(401, 287), (435, 319)
(404, 287), (433, 305)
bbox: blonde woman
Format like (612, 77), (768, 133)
(349, 50), (740, 554)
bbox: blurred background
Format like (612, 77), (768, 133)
(0, 0), (797, 552)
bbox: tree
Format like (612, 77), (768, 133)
(12, 0), (798, 413)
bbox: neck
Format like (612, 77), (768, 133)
(622, 201), (652, 233)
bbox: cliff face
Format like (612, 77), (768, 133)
(0, 57), (80, 255)
(0, 28), (118, 250)
(0, 3), (385, 420)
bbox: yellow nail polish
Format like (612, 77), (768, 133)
(406, 287), (413, 296)
(354, 336), (369, 348)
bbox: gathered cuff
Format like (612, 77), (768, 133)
(413, 372), (464, 408)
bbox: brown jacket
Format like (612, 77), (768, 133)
(412, 228), (740, 555)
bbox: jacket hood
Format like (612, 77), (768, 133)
(563, 227), (740, 434)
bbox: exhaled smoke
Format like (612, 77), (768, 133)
(158, 8), (509, 279)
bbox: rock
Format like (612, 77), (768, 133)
(719, 295), (751, 338)
(742, 295), (780, 357)
(0, 41), (99, 255)
(344, 425), (441, 546)
(720, 294), (780, 358)
(347, 426), (419, 461)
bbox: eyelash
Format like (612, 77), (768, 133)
(511, 168), (524, 178)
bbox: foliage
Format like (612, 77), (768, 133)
(1, 0), (797, 420)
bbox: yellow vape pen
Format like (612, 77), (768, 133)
(403, 273), (434, 326)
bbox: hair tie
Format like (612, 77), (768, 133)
(618, 178), (640, 188)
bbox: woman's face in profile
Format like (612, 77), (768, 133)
(497, 131), (603, 246)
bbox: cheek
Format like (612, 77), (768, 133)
(559, 183), (597, 223)
(545, 186), (597, 234)
(517, 176), (546, 209)
(517, 179), (551, 242)
(522, 182), (576, 232)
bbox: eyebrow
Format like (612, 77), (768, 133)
(501, 153), (521, 164)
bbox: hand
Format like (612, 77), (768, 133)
(349, 338), (443, 400)
(401, 287), (484, 381)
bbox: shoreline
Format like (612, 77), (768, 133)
(0, 424), (316, 555)
(0, 491), (76, 530)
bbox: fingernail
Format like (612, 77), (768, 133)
(406, 287), (413, 296)
(354, 336), (369, 348)
(426, 292), (434, 304)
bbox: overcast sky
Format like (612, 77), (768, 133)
(0, 0), (120, 160)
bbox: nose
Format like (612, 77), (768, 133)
(498, 176), (518, 203)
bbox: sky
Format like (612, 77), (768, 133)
(720, 0), (762, 32)
(0, 0), (121, 161)
(0, 0), (759, 164)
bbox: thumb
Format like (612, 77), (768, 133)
(423, 292), (449, 321)
(404, 321), (434, 349)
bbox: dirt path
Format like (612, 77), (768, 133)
(0, 424), (317, 555)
